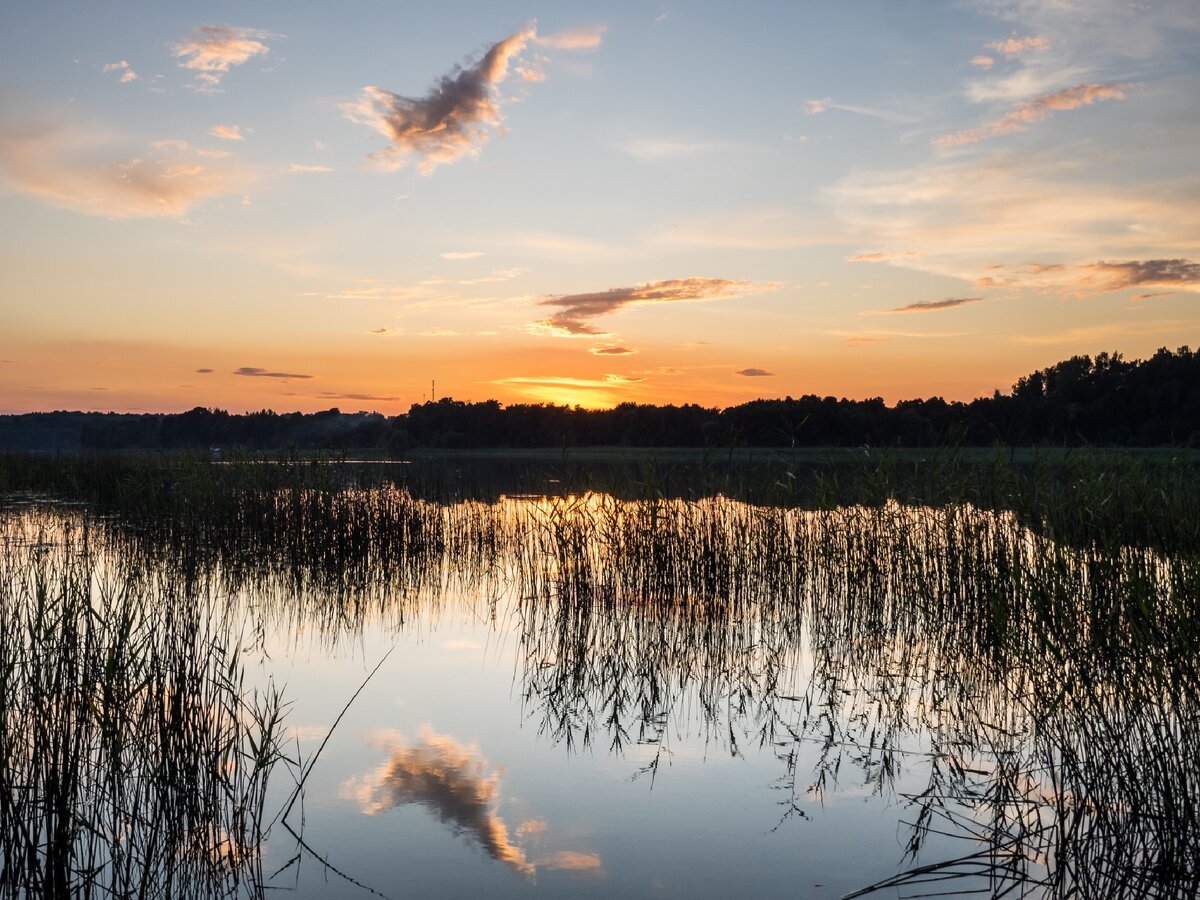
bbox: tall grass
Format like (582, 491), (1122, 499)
(0, 510), (288, 899)
(2, 448), (1198, 898)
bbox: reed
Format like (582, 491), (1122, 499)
(0, 510), (288, 899)
(2, 447), (1197, 898)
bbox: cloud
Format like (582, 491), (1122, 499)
(619, 138), (728, 160)
(209, 124), (243, 141)
(827, 153), (1200, 287)
(368, 327), (402, 336)
(538, 851), (605, 875)
(441, 251), (483, 259)
(976, 258), (1200, 295)
(343, 728), (534, 878)
(321, 280), (443, 304)
(934, 82), (1131, 148)
(516, 66), (547, 83)
(589, 345), (636, 356)
(173, 24), (275, 92)
(985, 35), (1050, 57)
(233, 366), (313, 379)
(420, 327), (457, 337)
(535, 277), (775, 336)
(971, 55), (995, 69)
(536, 25), (606, 49)
(316, 392), (401, 402)
(1133, 291), (1173, 301)
(103, 60), (138, 83)
(493, 376), (622, 389)
(195, 367), (214, 373)
(867, 296), (983, 314)
(847, 251), (920, 262)
(801, 97), (921, 124)
(735, 368), (774, 377)
(842, 335), (893, 345)
(0, 124), (242, 219)
(342, 25), (536, 174)
(1017, 319), (1189, 345)
(288, 163), (333, 173)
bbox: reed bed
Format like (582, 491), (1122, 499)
(0, 511), (287, 899)
(2, 451), (1198, 898)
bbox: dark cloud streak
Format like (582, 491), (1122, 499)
(536, 277), (773, 336)
(233, 366), (313, 379)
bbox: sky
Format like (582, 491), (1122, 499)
(1, 0), (1197, 413)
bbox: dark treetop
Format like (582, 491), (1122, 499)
(3, 348), (1198, 452)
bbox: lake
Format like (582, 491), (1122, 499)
(1, 457), (1196, 899)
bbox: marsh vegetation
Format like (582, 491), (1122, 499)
(1, 451), (1197, 898)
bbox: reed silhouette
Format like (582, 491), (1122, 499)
(2, 452), (1197, 898)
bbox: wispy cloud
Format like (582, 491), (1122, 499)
(173, 24), (275, 92)
(803, 97), (921, 124)
(536, 25), (606, 49)
(343, 728), (533, 878)
(288, 163), (333, 173)
(589, 345), (636, 356)
(828, 155), (1200, 286)
(842, 335), (893, 345)
(538, 851), (605, 875)
(441, 250), (483, 259)
(935, 82), (1131, 147)
(0, 124), (242, 219)
(102, 60), (138, 83)
(195, 367), (214, 373)
(971, 55), (995, 69)
(847, 251), (920, 262)
(1018, 319), (1189, 345)
(735, 368), (774, 377)
(209, 124), (243, 141)
(985, 35), (1050, 58)
(233, 366), (313, 379)
(1133, 291), (1174, 301)
(316, 391), (402, 402)
(494, 376), (625, 388)
(866, 296), (983, 315)
(618, 138), (730, 160)
(976, 258), (1200, 294)
(368, 327), (402, 336)
(535, 277), (775, 336)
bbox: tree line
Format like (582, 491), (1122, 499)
(2, 348), (1197, 452)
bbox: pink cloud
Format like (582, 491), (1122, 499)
(537, 25), (606, 49)
(935, 82), (1132, 148)
(985, 35), (1050, 58)
(0, 124), (242, 218)
(208, 124), (243, 141)
(976, 258), (1200, 295)
(173, 24), (275, 92)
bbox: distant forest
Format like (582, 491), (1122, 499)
(3, 348), (1198, 452)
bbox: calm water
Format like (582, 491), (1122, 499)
(2, 489), (1196, 899)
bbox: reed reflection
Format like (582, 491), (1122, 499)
(0, 510), (288, 900)
(6, 479), (1198, 899)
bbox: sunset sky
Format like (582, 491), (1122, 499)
(2, 0), (1197, 413)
